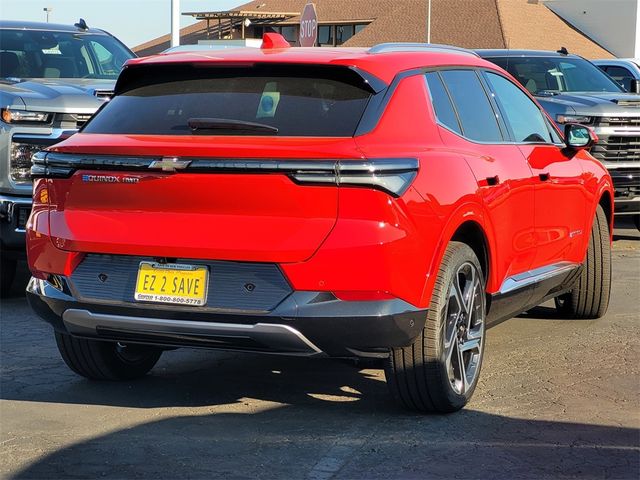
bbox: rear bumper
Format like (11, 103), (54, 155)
(27, 277), (427, 357)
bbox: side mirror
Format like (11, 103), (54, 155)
(564, 123), (598, 150)
(630, 78), (640, 94)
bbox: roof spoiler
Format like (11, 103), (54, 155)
(114, 62), (388, 97)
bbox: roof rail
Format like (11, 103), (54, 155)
(368, 43), (479, 57)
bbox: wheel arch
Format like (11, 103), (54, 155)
(598, 189), (613, 237)
(451, 221), (490, 285)
(420, 204), (494, 306)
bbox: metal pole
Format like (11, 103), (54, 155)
(427, 0), (431, 43)
(171, 0), (180, 47)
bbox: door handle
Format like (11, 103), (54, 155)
(539, 172), (551, 182)
(478, 175), (500, 187)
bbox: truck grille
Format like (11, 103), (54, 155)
(591, 136), (640, 162)
(596, 117), (640, 127)
(53, 113), (93, 129)
(93, 90), (113, 101)
(613, 100), (640, 107)
(16, 205), (30, 230)
(609, 168), (640, 198)
(71, 113), (92, 128)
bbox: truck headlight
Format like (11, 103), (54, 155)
(10, 142), (41, 185)
(1, 108), (51, 124)
(556, 114), (593, 125)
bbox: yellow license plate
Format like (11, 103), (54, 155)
(134, 262), (208, 306)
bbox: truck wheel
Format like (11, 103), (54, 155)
(0, 258), (17, 297)
(385, 242), (486, 413)
(554, 204), (611, 319)
(55, 332), (162, 380)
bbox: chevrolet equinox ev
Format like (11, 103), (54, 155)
(26, 34), (613, 413)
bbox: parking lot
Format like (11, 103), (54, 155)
(1, 220), (638, 479)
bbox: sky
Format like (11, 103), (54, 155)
(1, 0), (241, 49)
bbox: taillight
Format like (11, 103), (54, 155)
(292, 158), (419, 197)
(31, 152), (419, 197)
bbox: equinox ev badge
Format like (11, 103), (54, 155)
(149, 157), (192, 172)
(82, 174), (139, 184)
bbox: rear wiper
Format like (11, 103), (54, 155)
(187, 118), (279, 135)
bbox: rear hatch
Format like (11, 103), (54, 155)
(39, 63), (375, 263)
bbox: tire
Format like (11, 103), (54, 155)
(554, 204), (611, 319)
(0, 258), (17, 298)
(55, 332), (162, 380)
(384, 242), (486, 413)
(634, 215), (640, 232)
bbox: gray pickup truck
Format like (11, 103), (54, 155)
(0, 20), (134, 294)
(478, 49), (640, 229)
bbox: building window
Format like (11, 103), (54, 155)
(280, 26), (297, 42)
(336, 25), (354, 45)
(318, 25), (334, 46)
(257, 23), (367, 46)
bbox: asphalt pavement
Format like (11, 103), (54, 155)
(1, 219), (638, 479)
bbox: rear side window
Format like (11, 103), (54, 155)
(439, 70), (503, 143)
(425, 72), (462, 135)
(484, 72), (552, 143)
(83, 65), (373, 137)
(601, 65), (634, 91)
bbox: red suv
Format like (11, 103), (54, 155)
(26, 35), (613, 413)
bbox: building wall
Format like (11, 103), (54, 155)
(545, 0), (638, 58)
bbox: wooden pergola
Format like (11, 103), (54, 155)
(183, 10), (300, 39)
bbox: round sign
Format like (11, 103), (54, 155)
(299, 3), (318, 47)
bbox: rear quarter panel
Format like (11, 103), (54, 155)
(355, 74), (489, 306)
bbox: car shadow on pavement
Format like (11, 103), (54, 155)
(516, 304), (600, 320)
(3, 350), (639, 479)
(11, 413), (640, 479)
(518, 305), (566, 320)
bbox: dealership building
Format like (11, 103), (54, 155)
(134, 0), (613, 58)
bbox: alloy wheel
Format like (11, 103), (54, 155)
(442, 261), (485, 395)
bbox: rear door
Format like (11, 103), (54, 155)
(482, 70), (587, 269)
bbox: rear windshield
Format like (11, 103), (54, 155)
(82, 65), (373, 136)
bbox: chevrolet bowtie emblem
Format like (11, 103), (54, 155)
(149, 157), (191, 172)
